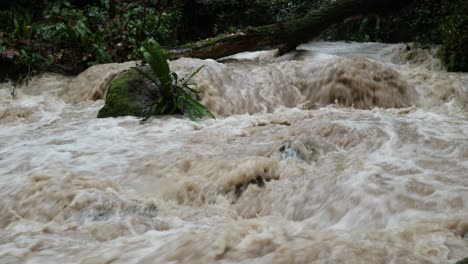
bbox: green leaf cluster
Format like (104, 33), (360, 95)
(135, 40), (215, 121)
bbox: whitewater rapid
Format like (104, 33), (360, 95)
(0, 42), (467, 263)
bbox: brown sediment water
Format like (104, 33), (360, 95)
(0, 41), (467, 263)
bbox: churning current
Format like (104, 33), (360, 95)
(0, 42), (467, 263)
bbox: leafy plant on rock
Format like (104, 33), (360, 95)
(134, 39), (215, 121)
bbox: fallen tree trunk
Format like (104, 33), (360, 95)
(170, 0), (408, 59)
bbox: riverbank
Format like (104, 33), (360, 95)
(1, 0), (466, 82)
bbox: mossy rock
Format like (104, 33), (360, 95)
(97, 67), (160, 118)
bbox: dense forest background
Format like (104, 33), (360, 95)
(0, 0), (466, 80)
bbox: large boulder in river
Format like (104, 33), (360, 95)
(97, 67), (160, 118)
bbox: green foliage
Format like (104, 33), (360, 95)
(38, 1), (89, 44)
(19, 49), (44, 70)
(437, 5), (467, 71)
(12, 17), (34, 43)
(8, 49), (50, 99)
(36, 0), (111, 64)
(390, 0), (468, 71)
(0, 0), (336, 77)
(1, 0), (184, 76)
(326, 0), (467, 72)
(0, 4), (35, 43)
(264, 0), (329, 22)
(2, 0), (465, 76)
(136, 40), (215, 121)
(331, 16), (379, 43)
(455, 257), (468, 264)
(197, 0), (326, 34)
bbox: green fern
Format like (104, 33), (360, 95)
(140, 39), (171, 90)
(177, 92), (215, 120)
(135, 39), (215, 121)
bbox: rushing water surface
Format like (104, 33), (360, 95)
(0, 42), (467, 263)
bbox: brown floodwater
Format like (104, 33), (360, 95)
(0, 41), (467, 263)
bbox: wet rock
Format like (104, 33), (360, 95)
(77, 203), (158, 223)
(234, 176), (267, 200)
(224, 158), (280, 201)
(97, 66), (161, 118)
(277, 137), (322, 163)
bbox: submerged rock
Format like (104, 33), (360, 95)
(234, 175), (266, 200)
(277, 137), (323, 163)
(223, 158), (280, 202)
(97, 67), (160, 118)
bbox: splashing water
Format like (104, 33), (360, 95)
(0, 42), (467, 263)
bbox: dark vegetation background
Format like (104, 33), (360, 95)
(0, 0), (466, 81)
